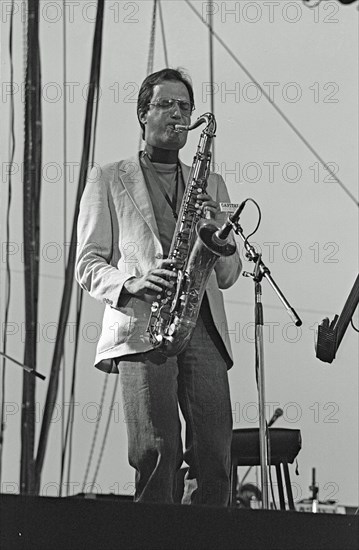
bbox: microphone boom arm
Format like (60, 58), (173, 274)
(233, 221), (302, 327)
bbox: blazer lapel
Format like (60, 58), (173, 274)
(119, 155), (198, 242)
(119, 153), (160, 242)
(179, 159), (190, 190)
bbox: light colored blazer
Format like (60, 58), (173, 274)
(75, 153), (242, 368)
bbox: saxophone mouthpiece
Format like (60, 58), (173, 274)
(175, 114), (216, 134)
(174, 124), (189, 133)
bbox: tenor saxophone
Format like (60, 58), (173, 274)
(146, 113), (236, 356)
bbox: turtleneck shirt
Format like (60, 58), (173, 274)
(140, 156), (184, 257)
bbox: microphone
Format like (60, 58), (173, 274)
(212, 200), (247, 244)
(267, 408), (283, 428)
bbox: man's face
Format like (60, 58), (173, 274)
(140, 80), (192, 151)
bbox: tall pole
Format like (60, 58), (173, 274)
(34, 0), (105, 493)
(209, 0), (215, 171)
(20, 0), (42, 495)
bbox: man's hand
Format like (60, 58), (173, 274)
(123, 258), (180, 303)
(196, 192), (219, 218)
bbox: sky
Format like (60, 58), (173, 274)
(0, 0), (358, 507)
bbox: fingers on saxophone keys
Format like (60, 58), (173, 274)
(149, 280), (173, 293)
(154, 269), (177, 277)
(152, 270), (177, 287)
(149, 284), (163, 294)
(196, 193), (216, 213)
(195, 194), (205, 207)
(196, 203), (217, 216)
(197, 193), (211, 201)
(160, 258), (181, 269)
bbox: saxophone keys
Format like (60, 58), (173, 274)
(167, 324), (176, 336)
(167, 317), (180, 336)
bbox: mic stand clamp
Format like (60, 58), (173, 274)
(233, 222), (302, 510)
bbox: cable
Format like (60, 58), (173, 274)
(81, 375), (108, 492)
(208, 0), (215, 170)
(158, 1), (169, 67)
(61, 98), (100, 493)
(240, 199), (261, 252)
(60, 0), (68, 493)
(184, 0), (358, 208)
(60, 287), (83, 495)
(147, 0), (157, 76)
(350, 317), (359, 333)
(35, 0), (105, 494)
(139, 0), (158, 149)
(63, 0), (68, 270)
(65, 290), (83, 495)
(90, 43), (102, 169)
(59, 0), (103, 494)
(89, 376), (119, 492)
(59, 288), (82, 494)
(62, 6), (103, 493)
(0, 0), (16, 486)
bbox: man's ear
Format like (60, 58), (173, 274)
(139, 110), (148, 125)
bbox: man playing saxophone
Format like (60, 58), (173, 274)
(76, 68), (242, 506)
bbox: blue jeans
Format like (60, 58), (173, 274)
(118, 306), (233, 506)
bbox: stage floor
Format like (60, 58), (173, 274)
(0, 493), (358, 550)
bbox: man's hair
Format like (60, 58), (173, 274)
(137, 68), (194, 140)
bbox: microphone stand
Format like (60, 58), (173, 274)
(231, 220), (302, 509)
(0, 351), (46, 380)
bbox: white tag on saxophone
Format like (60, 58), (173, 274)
(219, 202), (241, 213)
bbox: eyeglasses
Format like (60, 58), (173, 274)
(148, 98), (195, 115)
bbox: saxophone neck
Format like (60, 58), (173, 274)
(175, 112), (216, 135)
